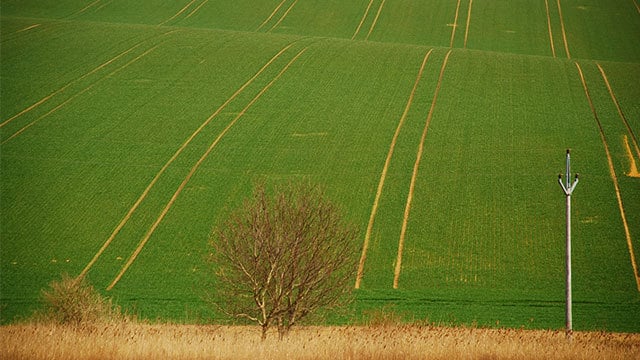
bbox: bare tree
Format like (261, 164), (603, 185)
(207, 182), (359, 339)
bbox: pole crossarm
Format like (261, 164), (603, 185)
(558, 174), (579, 195)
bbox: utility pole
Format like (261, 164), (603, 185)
(558, 149), (578, 339)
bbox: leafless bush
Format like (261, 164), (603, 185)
(34, 274), (122, 328)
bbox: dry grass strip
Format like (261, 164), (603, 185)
(351, 0), (375, 40)
(545, 0), (557, 57)
(635, 0), (640, 15)
(463, 0), (473, 48)
(556, 0), (571, 58)
(575, 62), (640, 292)
(394, 50), (453, 289)
(106, 47), (308, 291)
(268, 0), (299, 32)
(365, 0), (387, 41)
(355, 49), (434, 289)
(1, 45), (157, 144)
(0, 41), (146, 129)
(159, 0), (197, 26)
(596, 63), (640, 160)
(77, 43), (296, 281)
(3, 324), (639, 360)
(449, 0), (462, 48)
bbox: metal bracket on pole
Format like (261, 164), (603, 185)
(558, 149), (578, 340)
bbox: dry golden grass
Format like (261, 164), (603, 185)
(1, 323), (639, 359)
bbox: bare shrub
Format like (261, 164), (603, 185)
(34, 274), (122, 327)
(206, 182), (359, 340)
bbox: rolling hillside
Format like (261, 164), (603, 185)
(1, 0), (639, 331)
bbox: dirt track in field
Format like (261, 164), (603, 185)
(185, 0), (208, 19)
(556, 0), (571, 58)
(463, 0), (473, 48)
(106, 47), (309, 290)
(394, 50), (453, 289)
(355, 49), (434, 289)
(0, 41), (145, 129)
(78, 43), (296, 281)
(269, 0), (299, 32)
(597, 63), (640, 160)
(574, 62), (640, 292)
(2, 45), (158, 144)
(351, 0), (375, 40)
(365, 0), (387, 40)
(544, 0), (557, 57)
(159, 0), (197, 26)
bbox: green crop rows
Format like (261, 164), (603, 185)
(1, 0), (639, 331)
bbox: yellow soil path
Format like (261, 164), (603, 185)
(1, 45), (157, 144)
(463, 0), (473, 48)
(394, 50), (453, 289)
(596, 63), (640, 161)
(365, 0), (387, 41)
(106, 47), (308, 291)
(71, 0), (101, 17)
(159, 0), (197, 26)
(352, 0), (375, 40)
(257, 0), (288, 31)
(15, 24), (41, 33)
(575, 62), (640, 292)
(635, 0), (640, 15)
(556, 0), (571, 58)
(624, 136), (640, 177)
(449, 0), (462, 48)
(544, 0), (557, 58)
(185, 0), (209, 19)
(269, 0), (299, 32)
(0, 42), (146, 129)
(77, 43), (296, 281)
(355, 49), (434, 289)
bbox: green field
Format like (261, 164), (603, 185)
(1, 0), (639, 332)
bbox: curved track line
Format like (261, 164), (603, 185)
(355, 49), (434, 289)
(15, 24), (41, 34)
(2, 45), (158, 144)
(365, 0), (387, 40)
(352, 0), (375, 40)
(544, 0), (557, 58)
(70, 0), (101, 17)
(596, 63), (640, 160)
(394, 50), (452, 289)
(449, 0), (462, 48)
(159, 0), (197, 26)
(575, 62), (640, 292)
(185, 0), (209, 19)
(463, 0), (473, 48)
(106, 48), (308, 291)
(0, 43), (145, 128)
(557, 0), (571, 58)
(269, 0), (298, 32)
(77, 44), (295, 280)
(257, 0), (288, 31)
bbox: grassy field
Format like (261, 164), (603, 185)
(1, 0), (639, 333)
